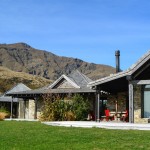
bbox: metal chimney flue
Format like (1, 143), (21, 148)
(115, 50), (120, 73)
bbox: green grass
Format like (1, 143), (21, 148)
(0, 121), (150, 150)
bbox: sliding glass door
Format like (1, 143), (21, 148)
(143, 85), (150, 118)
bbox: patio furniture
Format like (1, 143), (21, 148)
(120, 110), (128, 122)
(105, 109), (114, 121)
(110, 111), (123, 121)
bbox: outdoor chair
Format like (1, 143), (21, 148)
(87, 112), (95, 121)
(105, 109), (114, 121)
(120, 110), (128, 122)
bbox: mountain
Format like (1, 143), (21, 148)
(0, 66), (52, 94)
(0, 43), (115, 80)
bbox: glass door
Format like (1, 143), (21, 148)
(143, 85), (150, 118)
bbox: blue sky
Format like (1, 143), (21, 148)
(0, 0), (150, 70)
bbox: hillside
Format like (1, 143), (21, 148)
(0, 43), (115, 80)
(0, 66), (52, 93)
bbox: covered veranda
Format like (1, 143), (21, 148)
(6, 88), (96, 120)
(89, 71), (130, 123)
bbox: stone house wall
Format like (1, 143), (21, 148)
(18, 94), (95, 120)
(28, 100), (35, 119)
(107, 92), (127, 112)
(18, 98), (43, 119)
(19, 99), (35, 119)
(18, 100), (24, 119)
(105, 87), (149, 123)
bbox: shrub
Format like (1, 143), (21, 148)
(0, 107), (10, 121)
(41, 94), (90, 121)
(65, 111), (76, 121)
(72, 94), (90, 121)
(0, 112), (7, 121)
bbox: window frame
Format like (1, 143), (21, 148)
(141, 85), (150, 118)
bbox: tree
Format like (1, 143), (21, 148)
(72, 94), (90, 121)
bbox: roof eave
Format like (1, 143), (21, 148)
(88, 70), (130, 87)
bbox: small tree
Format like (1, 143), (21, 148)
(40, 93), (55, 121)
(72, 94), (90, 121)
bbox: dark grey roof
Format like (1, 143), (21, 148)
(88, 50), (150, 87)
(88, 70), (130, 87)
(45, 88), (95, 94)
(1, 83), (31, 102)
(6, 83), (31, 94)
(67, 70), (93, 88)
(0, 96), (18, 102)
(7, 88), (95, 96)
(49, 70), (93, 90)
(129, 50), (150, 74)
(7, 71), (95, 96)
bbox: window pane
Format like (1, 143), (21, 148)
(144, 91), (150, 118)
(145, 85), (150, 88)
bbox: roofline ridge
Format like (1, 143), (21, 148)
(5, 83), (31, 95)
(75, 70), (92, 83)
(88, 69), (130, 86)
(49, 74), (80, 89)
(129, 50), (150, 70)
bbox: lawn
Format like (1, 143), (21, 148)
(0, 121), (150, 150)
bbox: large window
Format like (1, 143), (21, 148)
(143, 85), (150, 118)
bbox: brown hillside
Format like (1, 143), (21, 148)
(0, 66), (52, 93)
(0, 43), (115, 80)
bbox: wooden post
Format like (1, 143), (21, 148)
(23, 99), (26, 119)
(10, 97), (13, 119)
(115, 100), (118, 113)
(94, 93), (97, 121)
(97, 93), (100, 122)
(34, 97), (37, 119)
(129, 82), (134, 123)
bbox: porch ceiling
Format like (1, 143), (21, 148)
(97, 76), (128, 93)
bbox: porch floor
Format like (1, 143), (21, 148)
(42, 121), (150, 130)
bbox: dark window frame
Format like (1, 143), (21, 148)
(141, 85), (150, 118)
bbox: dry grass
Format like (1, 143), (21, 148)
(0, 112), (9, 120)
(0, 66), (51, 83)
(0, 66), (52, 93)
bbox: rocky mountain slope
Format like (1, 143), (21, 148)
(0, 66), (51, 94)
(0, 43), (115, 80)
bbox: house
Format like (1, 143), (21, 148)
(7, 50), (150, 123)
(0, 83), (31, 118)
(88, 50), (150, 123)
(7, 70), (96, 119)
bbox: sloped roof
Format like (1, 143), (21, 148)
(67, 70), (92, 88)
(88, 70), (130, 87)
(0, 96), (18, 102)
(7, 71), (95, 97)
(88, 50), (150, 87)
(49, 70), (93, 89)
(0, 83), (31, 102)
(6, 83), (31, 94)
(129, 50), (150, 75)
(6, 87), (95, 96)
(49, 74), (80, 89)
